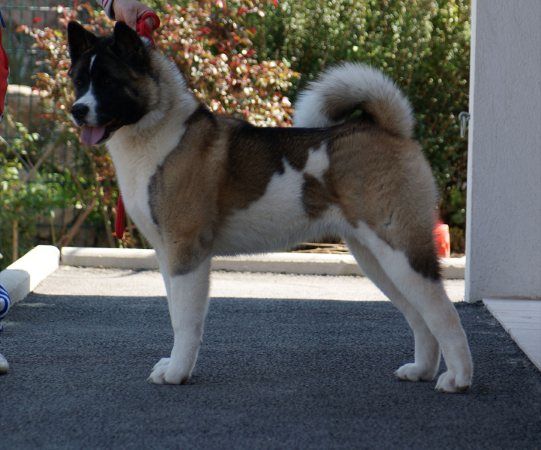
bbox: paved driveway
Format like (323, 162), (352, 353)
(1, 268), (540, 449)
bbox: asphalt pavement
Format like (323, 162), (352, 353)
(1, 267), (540, 449)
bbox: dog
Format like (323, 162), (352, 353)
(67, 21), (472, 393)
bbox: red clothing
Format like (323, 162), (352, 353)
(0, 27), (8, 121)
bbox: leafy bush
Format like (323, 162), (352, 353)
(150, 0), (297, 126)
(1, 1), (297, 267)
(24, 0), (297, 130)
(0, 118), (75, 264)
(1, 0), (470, 266)
(255, 0), (471, 248)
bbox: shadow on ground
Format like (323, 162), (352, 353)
(1, 293), (540, 449)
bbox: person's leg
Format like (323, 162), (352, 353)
(0, 283), (11, 374)
(0, 20), (11, 374)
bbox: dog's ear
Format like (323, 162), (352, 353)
(67, 21), (97, 63)
(112, 21), (149, 70)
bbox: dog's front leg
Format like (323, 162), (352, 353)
(148, 257), (211, 384)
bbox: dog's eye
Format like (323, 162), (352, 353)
(74, 79), (85, 89)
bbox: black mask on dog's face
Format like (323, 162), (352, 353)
(67, 21), (152, 145)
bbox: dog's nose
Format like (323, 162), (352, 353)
(71, 104), (89, 124)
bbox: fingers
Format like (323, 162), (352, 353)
(144, 17), (155, 30)
(113, 0), (154, 30)
(124, 6), (142, 30)
(134, 3), (153, 29)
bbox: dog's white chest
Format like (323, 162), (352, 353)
(107, 123), (186, 250)
(109, 147), (161, 247)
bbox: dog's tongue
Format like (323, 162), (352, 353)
(80, 126), (106, 146)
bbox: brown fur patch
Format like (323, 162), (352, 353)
(149, 109), (334, 275)
(324, 128), (441, 279)
(216, 123), (331, 216)
(302, 173), (336, 218)
(149, 104), (439, 280)
(407, 245), (441, 280)
(323, 96), (375, 126)
(148, 106), (223, 275)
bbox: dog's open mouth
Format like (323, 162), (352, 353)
(80, 123), (115, 146)
(80, 125), (107, 146)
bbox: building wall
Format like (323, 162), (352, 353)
(466, 0), (541, 301)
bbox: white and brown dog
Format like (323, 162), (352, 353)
(67, 21), (472, 392)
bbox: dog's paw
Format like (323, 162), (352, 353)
(395, 363), (437, 382)
(147, 357), (190, 385)
(435, 370), (471, 393)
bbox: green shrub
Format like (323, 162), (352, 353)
(1, 1), (297, 267)
(0, 119), (76, 266)
(2, 0), (470, 266)
(255, 0), (471, 246)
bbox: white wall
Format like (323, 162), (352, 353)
(466, 0), (541, 302)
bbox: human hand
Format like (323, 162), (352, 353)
(112, 0), (153, 30)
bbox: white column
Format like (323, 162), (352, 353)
(465, 0), (541, 302)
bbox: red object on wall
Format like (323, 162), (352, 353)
(434, 221), (451, 258)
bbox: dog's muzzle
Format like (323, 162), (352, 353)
(71, 103), (89, 126)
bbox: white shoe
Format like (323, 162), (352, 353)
(0, 353), (9, 374)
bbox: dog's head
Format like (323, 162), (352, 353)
(67, 21), (154, 145)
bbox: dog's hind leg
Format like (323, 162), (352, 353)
(345, 238), (441, 382)
(148, 257), (211, 384)
(349, 224), (473, 393)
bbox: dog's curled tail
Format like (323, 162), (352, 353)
(293, 62), (414, 139)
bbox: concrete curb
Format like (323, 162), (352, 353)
(0, 245), (60, 305)
(62, 247), (157, 270)
(61, 247), (465, 279)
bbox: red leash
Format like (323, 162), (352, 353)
(114, 12), (160, 240)
(135, 11), (160, 40)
